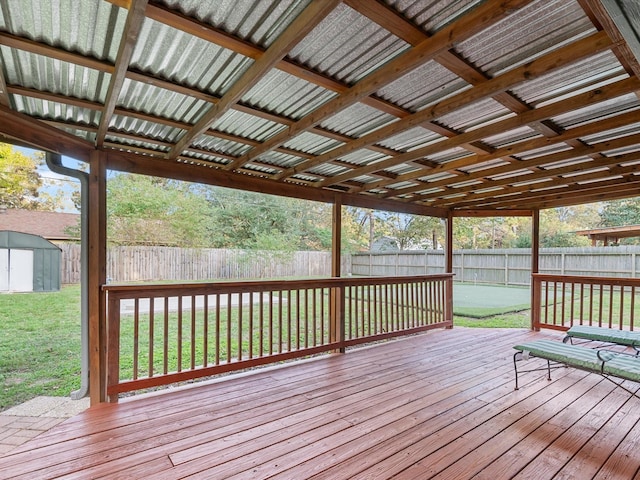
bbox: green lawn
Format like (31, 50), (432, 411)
(0, 285), (82, 410)
(0, 283), (532, 411)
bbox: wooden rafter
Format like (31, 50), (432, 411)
(95, 0), (148, 148)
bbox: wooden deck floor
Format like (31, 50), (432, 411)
(2, 327), (640, 479)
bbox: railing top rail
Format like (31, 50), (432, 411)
(532, 273), (640, 287)
(102, 274), (454, 300)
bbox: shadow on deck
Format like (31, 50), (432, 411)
(2, 327), (640, 479)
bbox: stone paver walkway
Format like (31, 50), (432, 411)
(0, 396), (89, 456)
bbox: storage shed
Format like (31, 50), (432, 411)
(0, 231), (61, 292)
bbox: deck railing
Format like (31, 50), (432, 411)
(532, 274), (640, 331)
(104, 274), (453, 400)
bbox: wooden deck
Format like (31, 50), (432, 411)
(2, 327), (640, 479)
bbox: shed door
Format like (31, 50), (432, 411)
(9, 249), (33, 292)
(0, 249), (7, 291)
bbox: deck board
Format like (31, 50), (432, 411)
(2, 327), (640, 479)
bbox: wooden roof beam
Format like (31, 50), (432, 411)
(95, 0), (148, 148)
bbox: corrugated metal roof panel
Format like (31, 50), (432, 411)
(11, 93), (100, 125)
(457, 159), (510, 174)
(180, 151), (230, 167)
(320, 103), (396, 138)
(377, 126), (442, 151)
(482, 126), (540, 149)
(425, 146), (471, 163)
(52, 125), (96, 144)
(307, 163), (346, 178)
(385, 0), (484, 34)
(253, 150), (304, 169)
(289, 172), (322, 183)
(435, 98), (512, 132)
(383, 180), (423, 190)
(110, 114), (184, 144)
(155, 0), (311, 48)
(337, 149), (389, 167)
(376, 60), (470, 112)
(288, 3), (409, 85)
(582, 122), (640, 144)
(552, 95), (640, 130)
(1, 47), (109, 103)
(118, 79), (210, 124)
(383, 164), (421, 175)
(510, 51), (626, 106)
(241, 70), (336, 120)
(243, 163), (279, 176)
(282, 131), (343, 155)
(462, 159), (509, 173)
(131, 18), (254, 98)
(209, 109), (286, 142)
(0, 0), (125, 63)
(191, 135), (251, 157)
(105, 134), (169, 154)
(457, 0), (594, 77)
(516, 144), (574, 161)
(541, 157), (592, 170)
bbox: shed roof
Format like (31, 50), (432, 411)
(0, 209), (79, 241)
(0, 230), (61, 250)
(0, 0), (639, 216)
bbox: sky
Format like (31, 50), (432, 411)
(17, 146), (82, 213)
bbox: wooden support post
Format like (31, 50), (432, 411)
(445, 211), (454, 327)
(531, 209), (540, 331)
(445, 211), (453, 275)
(330, 197), (345, 351)
(88, 151), (108, 404)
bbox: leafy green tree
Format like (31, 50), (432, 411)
(372, 211), (443, 250)
(599, 198), (640, 228)
(205, 188), (334, 251)
(107, 174), (214, 246)
(0, 144), (43, 209)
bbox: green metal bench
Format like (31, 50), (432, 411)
(562, 325), (640, 354)
(513, 339), (640, 396)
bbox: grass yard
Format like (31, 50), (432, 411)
(0, 285), (82, 411)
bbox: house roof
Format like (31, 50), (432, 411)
(0, 0), (639, 217)
(0, 209), (79, 241)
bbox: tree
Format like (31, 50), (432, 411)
(599, 198), (640, 227)
(0, 144), (43, 209)
(372, 211), (443, 250)
(206, 188), (333, 251)
(107, 174), (215, 247)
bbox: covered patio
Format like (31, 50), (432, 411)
(2, 0), (640, 477)
(3, 327), (640, 479)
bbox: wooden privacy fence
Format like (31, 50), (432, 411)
(352, 246), (640, 285)
(103, 274), (453, 400)
(59, 244), (350, 283)
(532, 274), (640, 331)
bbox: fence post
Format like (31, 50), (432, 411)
(505, 253), (509, 285)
